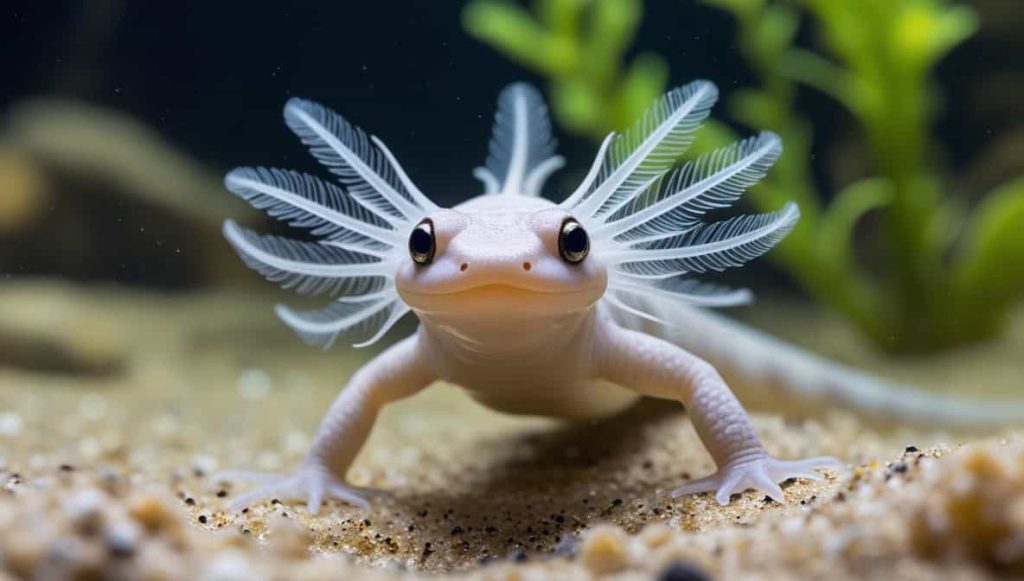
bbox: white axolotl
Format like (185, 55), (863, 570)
(219, 81), (1022, 514)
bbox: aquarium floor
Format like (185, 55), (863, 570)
(0, 281), (1022, 579)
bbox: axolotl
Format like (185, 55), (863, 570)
(219, 81), (1019, 514)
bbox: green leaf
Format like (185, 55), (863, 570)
(539, 0), (587, 36)
(893, 2), (977, 68)
(686, 119), (737, 158)
(552, 77), (604, 136)
(616, 53), (668, 132)
(953, 177), (1024, 316)
(591, 0), (642, 52)
(729, 89), (783, 128)
(816, 177), (893, 273)
(752, 4), (799, 59)
(781, 49), (856, 112)
(931, 5), (978, 59)
(463, 1), (574, 76)
(583, 0), (643, 86)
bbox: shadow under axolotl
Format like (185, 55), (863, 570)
(289, 397), (836, 571)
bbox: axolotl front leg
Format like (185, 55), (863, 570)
(218, 335), (436, 515)
(594, 321), (841, 504)
(220, 323), (839, 513)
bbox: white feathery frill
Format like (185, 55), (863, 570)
(474, 83), (564, 196)
(560, 80), (793, 322)
(561, 80), (718, 215)
(224, 99), (434, 348)
(598, 132), (782, 242)
(283, 98), (437, 220)
(224, 81), (795, 346)
(605, 203), (800, 278)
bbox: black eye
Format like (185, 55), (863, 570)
(409, 219), (435, 265)
(558, 218), (589, 264)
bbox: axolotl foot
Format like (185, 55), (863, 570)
(672, 454), (843, 505)
(214, 462), (388, 515)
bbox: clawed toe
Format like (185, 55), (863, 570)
(669, 474), (718, 497)
(228, 483), (289, 512)
(211, 470), (286, 486)
(765, 456), (843, 484)
(216, 465), (386, 514)
(672, 455), (843, 505)
(330, 484), (389, 507)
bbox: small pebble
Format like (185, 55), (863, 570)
(103, 519), (142, 557)
(65, 489), (108, 533)
(128, 491), (183, 534)
(580, 525), (628, 574)
(237, 369), (273, 401)
(659, 559), (711, 581)
(0, 411), (23, 437)
(639, 523), (674, 548)
(3, 531), (45, 577)
(553, 534), (579, 558)
(192, 455), (218, 477)
(203, 549), (260, 580)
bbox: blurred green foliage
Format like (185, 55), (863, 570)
(463, 0), (1024, 354)
(462, 0), (668, 139)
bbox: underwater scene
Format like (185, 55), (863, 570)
(1, 1), (1023, 578)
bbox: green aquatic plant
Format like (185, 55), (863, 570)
(462, 0), (668, 140)
(464, 0), (1024, 354)
(700, 0), (1024, 353)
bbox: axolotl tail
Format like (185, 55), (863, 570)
(615, 302), (1024, 429)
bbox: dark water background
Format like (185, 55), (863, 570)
(2, 1), (1021, 289)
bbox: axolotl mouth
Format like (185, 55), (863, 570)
(396, 282), (608, 315)
(401, 281), (606, 296)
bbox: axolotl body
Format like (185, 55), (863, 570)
(219, 81), (1016, 515)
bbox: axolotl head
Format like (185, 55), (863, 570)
(395, 196), (607, 317)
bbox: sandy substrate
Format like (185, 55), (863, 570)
(1, 281), (1023, 579)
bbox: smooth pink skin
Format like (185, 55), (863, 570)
(219, 194), (840, 515)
